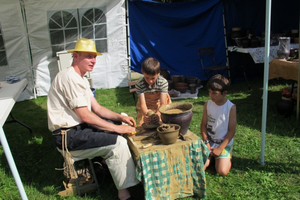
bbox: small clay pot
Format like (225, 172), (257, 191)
(172, 75), (183, 85)
(277, 95), (294, 117)
(157, 124), (180, 145)
(174, 82), (188, 93)
(189, 84), (197, 94)
(167, 80), (173, 91)
(186, 77), (198, 89)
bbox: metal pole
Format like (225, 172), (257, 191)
(20, 0), (37, 99)
(297, 8), (300, 121)
(222, 3), (231, 84)
(261, 0), (272, 166)
(125, 0), (132, 81)
(0, 127), (28, 200)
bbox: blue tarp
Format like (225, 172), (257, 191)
(128, 0), (226, 81)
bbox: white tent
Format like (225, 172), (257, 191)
(0, 0), (130, 100)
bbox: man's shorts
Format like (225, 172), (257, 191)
(210, 142), (233, 159)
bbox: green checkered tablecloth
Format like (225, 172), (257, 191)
(135, 138), (209, 200)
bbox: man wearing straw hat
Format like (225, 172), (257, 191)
(47, 38), (139, 200)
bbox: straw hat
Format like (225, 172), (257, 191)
(68, 38), (102, 55)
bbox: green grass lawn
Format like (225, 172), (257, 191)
(1, 77), (300, 200)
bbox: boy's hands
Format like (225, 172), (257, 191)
(210, 146), (222, 157)
(144, 110), (160, 125)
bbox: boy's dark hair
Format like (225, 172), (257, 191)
(141, 57), (160, 75)
(207, 74), (230, 94)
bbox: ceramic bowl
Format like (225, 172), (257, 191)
(157, 124), (180, 145)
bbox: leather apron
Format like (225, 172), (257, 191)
(136, 92), (172, 126)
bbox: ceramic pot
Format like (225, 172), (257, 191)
(172, 75), (183, 85)
(289, 48), (299, 59)
(157, 124), (180, 145)
(167, 80), (173, 91)
(174, 82), (188, 93)
(159, 103), (193, 135)
(277, 37), (290, 59)
(160, 68), (170, 80)
(231, 27), (244, 46)
(241, 38), (250, 48)
(186, 77), (198, 89)
(277, 95), (294, 117)
(189, 84), (197, 94)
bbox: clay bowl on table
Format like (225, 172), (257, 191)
(159, 102), (193, 135)
(157, 124), (180, 145)
(174, 82), (188, 93)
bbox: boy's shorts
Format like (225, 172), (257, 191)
(210, 142), (233, 159)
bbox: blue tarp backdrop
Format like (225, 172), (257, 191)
(128, 0), (226, 81)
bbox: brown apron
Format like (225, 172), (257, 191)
(136, 92), (172, 126)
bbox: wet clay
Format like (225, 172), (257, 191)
(164, 108), (187, 114)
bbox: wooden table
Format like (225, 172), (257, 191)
(126, 129), (209, 200)
(228, 44), (299, 90)
(269, 58), (299, 81)
(0, 79), (28, 199)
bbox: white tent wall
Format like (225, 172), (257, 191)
(23, 0), (129, 96)
(0, 0), (34, 101)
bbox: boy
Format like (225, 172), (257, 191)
(200, 74), (236, 176)
(135, 57), (172, 126)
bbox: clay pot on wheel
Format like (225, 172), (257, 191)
(159, 103), (193, 135)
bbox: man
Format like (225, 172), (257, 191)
(47, 38), (139, 200)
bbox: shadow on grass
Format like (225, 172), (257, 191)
(1, 97), (65, 195)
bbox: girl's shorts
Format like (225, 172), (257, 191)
(210, 142), (233, 159)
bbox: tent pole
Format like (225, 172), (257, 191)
(261, 0), (272, 166)
(222, 3), (231, 84)
(125, 0), (132, 81)
(297, 9), (300, 121)
(20, 0), (36, 99)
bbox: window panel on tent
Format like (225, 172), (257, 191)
(48, 7), (108, 58)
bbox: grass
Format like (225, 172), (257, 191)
(1, 77), (300, 200)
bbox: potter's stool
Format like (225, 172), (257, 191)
(72, 157), (100, 196)
(57, 148), (100, 196)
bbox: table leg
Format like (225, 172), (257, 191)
(231, 52), (251, 90)
(0, 126), (28, 200)
(5, 113), (32, 133)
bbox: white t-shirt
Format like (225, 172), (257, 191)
(47, 67), (93, 132)
(206, 99), (234, 146)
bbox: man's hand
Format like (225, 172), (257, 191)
(121, 115), (136, 127)
(115, 124), (136, 134)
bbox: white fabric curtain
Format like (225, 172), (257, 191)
(0, 0), (33, 101)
